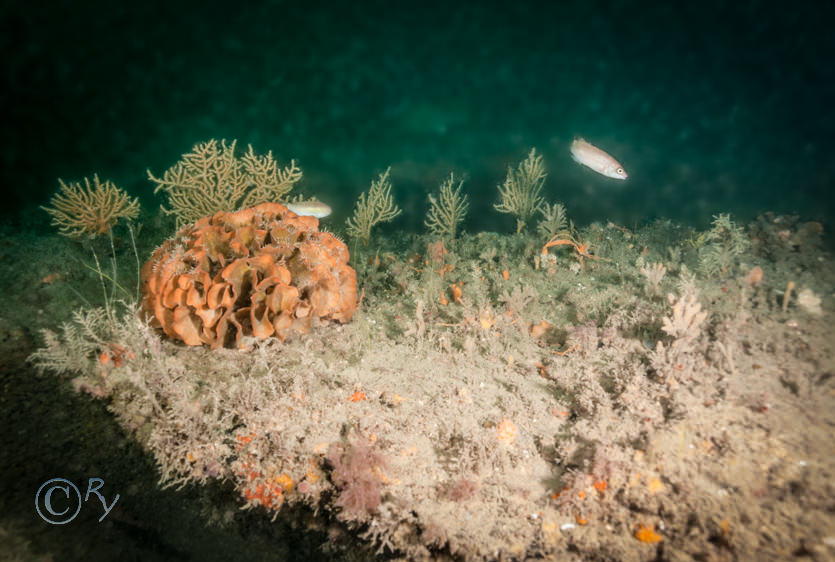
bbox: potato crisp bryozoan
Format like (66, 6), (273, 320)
(141, 203), (357, 348)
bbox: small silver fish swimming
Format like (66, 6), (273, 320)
(286, 200), (332, 218)
(570, 138), (628, 180)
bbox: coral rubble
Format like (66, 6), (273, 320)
(141, 202), (357, 348)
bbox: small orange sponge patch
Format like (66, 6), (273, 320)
(141, 203), (357, 348)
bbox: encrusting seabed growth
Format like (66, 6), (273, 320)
(30, 139), (835, 560)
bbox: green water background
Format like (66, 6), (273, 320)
(3, 0), (833, 236)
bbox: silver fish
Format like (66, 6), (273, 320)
(286, 200), (332, 218)
(570, 138), (628, 180)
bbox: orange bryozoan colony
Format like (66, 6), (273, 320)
(141, 203), (357, 348)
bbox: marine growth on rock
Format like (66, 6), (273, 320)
(141, 202), (357, 348)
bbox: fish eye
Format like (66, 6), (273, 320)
(617, 168), (624, 175)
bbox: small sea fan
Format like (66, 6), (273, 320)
(537, 202), (569, 240)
